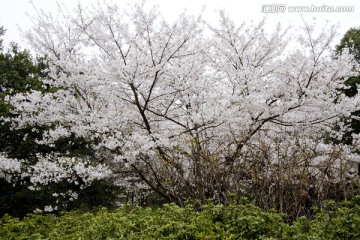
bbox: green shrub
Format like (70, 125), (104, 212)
(286, 197), (360, 240)
(1, 197), (360, 239)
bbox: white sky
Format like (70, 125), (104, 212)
(0, 0), (359, 50)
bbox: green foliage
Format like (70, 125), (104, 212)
(286, 197), (360, 240)
(2, 198), (360, 239)
(337, 27), (360, 64)
(0, 178), (56, 218)
(0, 202), (289, 240)
(0, 44), (48, 99)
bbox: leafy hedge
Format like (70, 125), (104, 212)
(1, 197), (360, 239)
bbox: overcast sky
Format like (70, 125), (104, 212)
(0, 0), (359, 50)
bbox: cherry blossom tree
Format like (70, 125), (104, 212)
(2, 2), (360, 212)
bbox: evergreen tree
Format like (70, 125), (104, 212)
(0, 28), (118, 218)
(335, 28), (360, 146)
